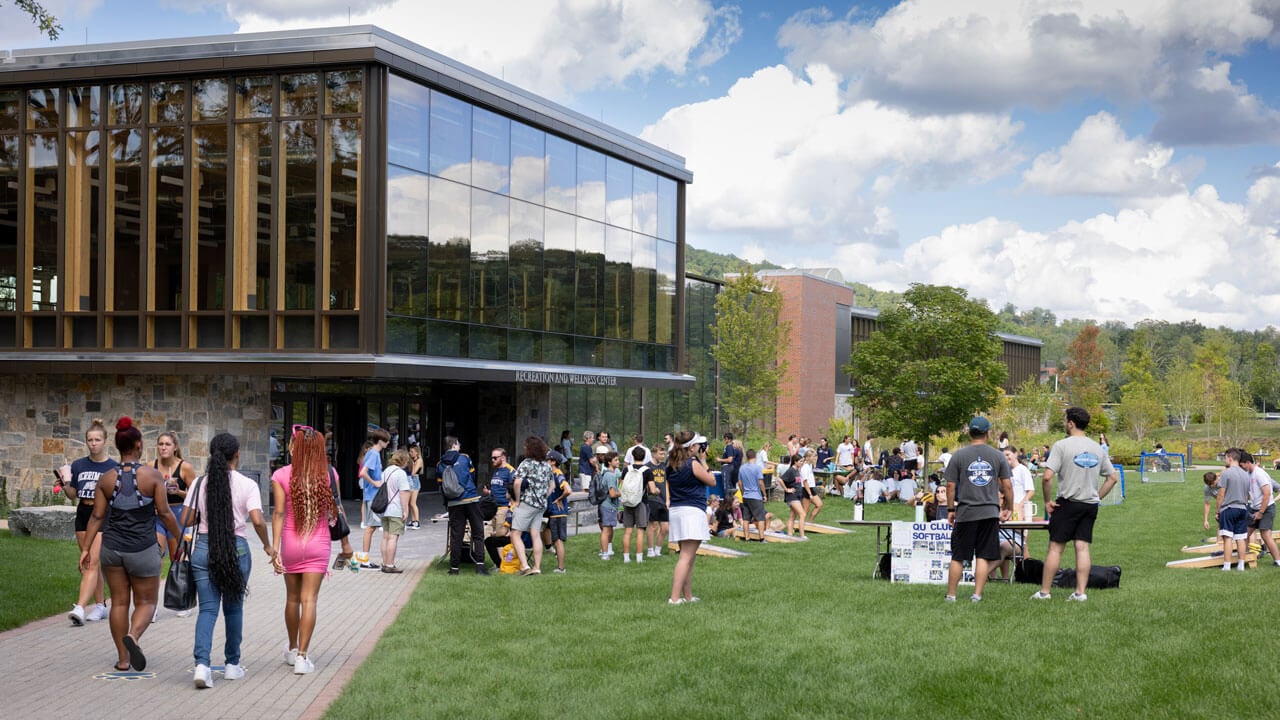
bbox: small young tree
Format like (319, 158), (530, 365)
(1006, 376), (1061, 435)
(1063, 324), (1111, 432)
(710, 272), (790, 435)
(1163, 360), (1198, 431)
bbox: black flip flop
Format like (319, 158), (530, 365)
(113, 662), (130, 672)
(123, 635), (146, 671)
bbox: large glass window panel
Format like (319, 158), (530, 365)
(27, 88), (59, 130)
(192, 78), (227, 121)
(65, 131), (100, 312)
(472, 107), (509, 194)
(634, 168), (657, 237)
(107, 129), (142, 311)
(470, 188), (508, 325)
(426, 320), (465, 357)
(543, 332), (571, 364)
(281, 73), (319, 116)
(575, 218), (604, 337)
(67, 86), (99, 128)
(235, 75), (273, 119)
(508, 330), (539, 362)
(386, 315), (425, 354)
(108, 84), (143, 126)
(656, 239), (676, 345)
(193, 125), (227, 310)
(232, 122), (271, 311)
(281, 120), (317, 310)
(0, 135), (17, 310)
(469, 325), (505, 360)
(387, 75), (429, 173)
(324, 69), (362, 114)
(631, 232), (655, 343)
(28, 133), (59, 311)
(0, 91), (18, 132)
(427, 177), (469, 321)
(605, 156), (633, 229)
(576, 147), (605, 221)
(150, 127), (185, 311)
(510, 121), (544, 204)
(386, 166), (429, 317)
(327, 117), (360, 310)
(543, 209), (574, 335)
(545, 134), (575, 213)
(657, 177), (677, 242)
(603, 226), (631, 339)
(429, 91), (470, 183)
(509, 199), (543, 331)
(149, 81), (185, 124)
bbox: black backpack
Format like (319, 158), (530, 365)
(588, 471), (608, 505)
(370, 481), (390, 514)
(441, 463), (464, 500)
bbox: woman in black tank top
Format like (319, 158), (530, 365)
(82, 417), (181, 672)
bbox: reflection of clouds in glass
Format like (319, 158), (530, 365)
(546, 182), (575, 212)
(606, 196), (631, 229)
(387, 172), (429, 236)
(437, 160), (470, 184)
(471, 190), (509, 254)
(511, 154), (544, 202)
(578, 179), (605, 219)
(632, 233), (656, 270)
(472, 159), (509, 195)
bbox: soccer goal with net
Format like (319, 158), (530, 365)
(1097, 463), (1125, 505)
(1139, 452), (1186, 483)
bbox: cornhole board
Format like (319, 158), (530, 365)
(1166, 552), (1257, 569)
(668, 541), (751, 558)
(729, 527), (808, 542)
(1181, 543), (1221, 554)
(803, 522), (852, 535)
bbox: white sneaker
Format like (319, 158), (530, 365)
(151, 606), (159, 623)
(68, 604), (85, 626)
(293, 655), (315, 675)
(623, 555), (631, 563)
(1223, 564), (1232, 571)
(194, 664), (213, 689)
(636, 553), (644, 564)
(1030, 591), (1052, 600)
(283, 647), (298, 666)
(1067, 592), (1088, 602)
(176, 608), (193, 618)
(223, 663), (245, 680)
(86, 603), (107, 622)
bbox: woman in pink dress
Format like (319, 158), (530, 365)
(270, 425), (336, 675)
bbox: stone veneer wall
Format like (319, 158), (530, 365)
(0, 373), (273, 504)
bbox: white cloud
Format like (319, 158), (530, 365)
(1022, 112), (1190, 197)
(1150, 61), (1280, 144)
(642, 63), (1023, 246)
(894, 183), (1280, 328)
(777, 1), (1278, 143)
(229, 0), (739, 101)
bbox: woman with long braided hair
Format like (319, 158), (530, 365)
(270, 425), (337, 674)
(183, 432), (277, 688)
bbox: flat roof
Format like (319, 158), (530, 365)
(846, 306), (1044, 347)
(0, 25), (692, 183)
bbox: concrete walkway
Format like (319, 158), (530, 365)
(0, 495), (464, 720)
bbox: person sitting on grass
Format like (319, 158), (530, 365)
(713, 496), (738, 537)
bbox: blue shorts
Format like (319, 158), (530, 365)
(1219, 507), (1249, 540)
(407, 474), (422, 492)
(156, 505), (182, 538)
(598, 505), (619, 528)
(547, 516), (568, 542)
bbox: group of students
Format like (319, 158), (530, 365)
(1202, 448), (1280, 570)
(64, 418), (351, 686)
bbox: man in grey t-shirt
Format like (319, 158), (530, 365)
(1216, 448), (1252, 571)
(942, 416), (1012, 603)
(1033, 407), (1119, 602)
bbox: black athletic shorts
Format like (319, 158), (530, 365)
(742, 498), (767, 522)
(1047, 498), (1098, 544)
(950, 517), (1001, 562)
(646, 499), (669, 523)
(75, 502), (97, 533)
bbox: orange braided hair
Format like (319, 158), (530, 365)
(289, 427), (333, 538)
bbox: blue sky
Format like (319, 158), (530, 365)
(7, 0), (1280, 330)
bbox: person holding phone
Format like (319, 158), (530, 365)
(665, 430), (716, 605)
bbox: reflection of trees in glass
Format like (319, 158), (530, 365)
(0, 135), (17, 311)
(280, 73), (319, 116)
(26, 87), (59, 129)
(192, 79), (226, 121)
(327, 118), (360, 310)
(325, 70), (363, 114)
(109, 84), (143, 125)
(150, 81), (185, 123)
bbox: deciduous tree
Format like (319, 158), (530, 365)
(1063, 324), (1110, 431)
(11, 1), (59, 40)
(845, 284), (1004, 447)
(710, 272), (789, 434)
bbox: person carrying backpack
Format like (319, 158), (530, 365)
(439, 436), (490, 575)
(619, 447), (652, 564)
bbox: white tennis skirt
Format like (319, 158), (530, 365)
(668, 505), (710, 543)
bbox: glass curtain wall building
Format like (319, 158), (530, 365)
(0, 27), (695, 495)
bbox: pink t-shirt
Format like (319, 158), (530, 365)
(188, 470), (263, 537)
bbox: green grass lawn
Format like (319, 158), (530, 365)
(0, 534), (83, 631)
(325, 479), (1280, 719)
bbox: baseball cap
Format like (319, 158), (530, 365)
(967, 417), (991, 433)
(683, 433), (708, 448)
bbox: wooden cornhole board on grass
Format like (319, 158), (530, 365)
(803, 522), (852, 535)
(1183, 542), (1265, 554)
(668, 542), (751, 558)
(729, 527), (808, 542)
(1166, 551), (1257, 569)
